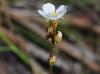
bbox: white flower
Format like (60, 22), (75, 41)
(38, 3), (67, 20)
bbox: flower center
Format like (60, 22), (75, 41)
(50, 10), (57, 17)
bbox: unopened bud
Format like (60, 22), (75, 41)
(48, 56), (56, 65)
(54, 31), (62, 44)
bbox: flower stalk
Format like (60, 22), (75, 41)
(47, 20), (61, 74)
(38, 3), (67, 74)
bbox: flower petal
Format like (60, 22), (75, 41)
(42, 3), (55, 15)
(38, 10), (45, 17)
(56, 5), (67, 19)
(38, 10), (43, 16)
(56, 5), (67, 14)
(38, 10), (51, 19)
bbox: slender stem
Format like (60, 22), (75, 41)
(50, 44), (55, 56)
(49, 64), (53, 74)
(49, 44), (55, 74)
(48, 20), (57, 74)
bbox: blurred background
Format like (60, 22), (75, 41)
(0, 0), (100, 74)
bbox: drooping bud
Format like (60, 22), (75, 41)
(54, 31), (62, 44)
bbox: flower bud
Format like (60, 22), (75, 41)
(54, 31), (62, 44)
(48, 56), (56, 65)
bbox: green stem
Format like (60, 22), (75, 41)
(49, 44), (55, 74)
(49, 64), (53, 74)
(48, 20), (56, 74)
(50, 44), (55, 56)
